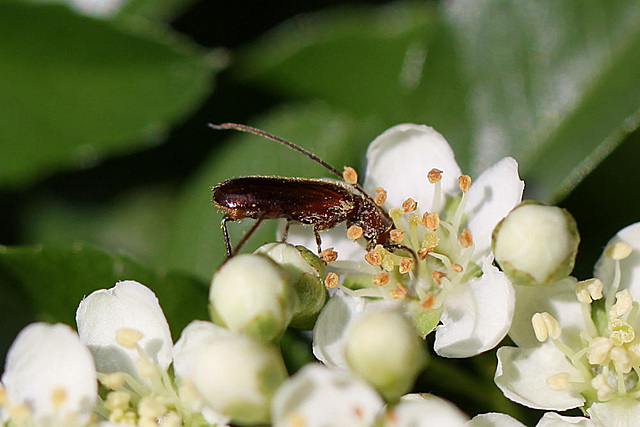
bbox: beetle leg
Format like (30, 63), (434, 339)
(221, 217), (233, 258)
(232, 216), (265, 256)
(313, 225), (323, 254)
(281, 221), (291, 242)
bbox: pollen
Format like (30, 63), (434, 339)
(325, 272), (339, 289)
(432, 270), (446, 285)
(347, 225), (364, 241)
(422, 212), (439, 230)
(372, 272), (390, 286)
(422, 231), (439, 248)
(342, 166), (358, 184)
(374, 187), (387, 206)
(364, 250), (382, 266)
(390, 229), (404, 243)
(50, 387), (67, 407)
(604, 242), (632, 260)
(458, 175), (472, 192)
(427, 168), (443, 184)
(451, 263), (463, 273)
(459, 228), (473, 248)
(417, 246), (432, 260)
(390, 283), (408, 299)
(402, 198), (417, 213)
(399, 258), (413, 274)
(420, 294), (435, 309)
(116, 328), (143, 349)
(320, 247), (338, 263)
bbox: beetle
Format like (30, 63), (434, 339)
(210, 123), (412, 263)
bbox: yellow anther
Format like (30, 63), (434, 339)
(342, 166), (358, 184)
(417, 246), (431, 260)
(610, 346), (633, 374)
(390, 229), (405, 243)
(105, 391), (132, 412)
(408, 213), (422, 226)
(390, 283), (408, 299)
(591, 374), (615, 401)
(374, 187), (387, 206)
(608, 318), (635, 346)
(546, 372), (570, 391)
(136, 356), (155, 379)
(422, 212), (439, 230)
(459, 228), (473, 248)
(451, 263), (463, 273)
(604, 242), (632, 260)
(381, 255), (395, 272)
(399, 258), (413, 274)
(101, 372), (126, 389)
(588, 337), (613, 365)
(324, 272), (339, 289)
(458, 175), (472, 192)
(432, 270), (446, 286)
(347, 225), (364, 241)
(402, 198), (417, 213)
(422, 231), (439, 248)
(420, 294), (435, 309)
(576, 278), (604, 303)
(389, 207), (403, 220)
(372, 272), (390, 287)
(50, 387), (67, 407)
(609, 289), (633, 319)
(532, 312), (561, 342)
(138, 396), (167, 419)
(319, 247), (338, 263)
(116, 328), (143, 349)
(364, 250), (382, 266)
(427, 168), (443, 184)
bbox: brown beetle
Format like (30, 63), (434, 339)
(210, 123), (410, 262)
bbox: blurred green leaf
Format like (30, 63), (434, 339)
(0, 244), (209, 342)
(163, 103), (368, 280)
(0, 1), (216, 186)
(116, 0), (199, 22)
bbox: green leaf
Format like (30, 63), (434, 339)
(0, 244), (209, 343)
(0, 1), (216, 186)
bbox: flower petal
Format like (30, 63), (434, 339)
(465, 157), (524, 258)
(1, 323), (97, 424)
(434, 260), (515, 357)
(508, 278), (581, 349)
(385, 394), (468, 427)
(363, 124), (461, 211)
(594, 222), (640, 301)
(536, 412), (595, 427)
(587, 398), (640, 427)
(172, 320), (232, 381)
(279, 222), (368, 263)
(495, 344), (584, 410)
(467, 412), (526, 427)
(75, 280), (173, 379)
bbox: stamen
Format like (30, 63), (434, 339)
(427, 168), (443, 184)
(50, 387), (67, 407)
(422, 231), (439, 248)
(591, 374), (615, 401)
(420, 294), (435, 309)
(588, 337), (613, 365)
(422, 212), (439, 230)
(546, 372), (570, 391)
(364, 250), (382, 266)
(390, 283), (408, 299)
(532, 312), (561, 342)
(604, 242), (632, 260)
(320, 247), (338, 263)
(609, 290), (633, 319)
(101, 372), (126, 389)
(576, 278), (604, 303)
(389, 207), (403, 221)
(138, 396), (167, 419)
(609, 346), (632, 374)
(381, 255), (395, 272)
(374, 187), (387, 206)
(459, 228), (473, 249)
(160, 412), (182, 427)
(105, 391), (132, 412)
(373, 272), (390, 287)
(458, 175), (472, 193)
(390, 229), (405, 243)
(342, 166), (358, 184)
(608, 318), (635, 345)
(417, 247), (431, 260)
(402, 198), (417, 213)
(408, 213), (422, 226)
(432, 271), (446, 286)
(325, 272), (339, 289)
(136, 357), (155, 379)
(347, 225), (364, 241)
(116, 328), (144, 349)
(451, 263), (463, 273)
(399, 258), (413, 274)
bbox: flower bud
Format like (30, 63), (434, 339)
(255, 242), (327, 329)
(344, 307), (428, 402)
(492, 202), (579, 286)
(209, 254), (298, 341)
(192, 334), (287, 425)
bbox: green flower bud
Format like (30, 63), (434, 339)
(255, 242), (327, 329)
(209, 254), (298, 341)
(345, 306), (428, 403)
(492, 202), (579, 286)
(192, 334), (288, 425)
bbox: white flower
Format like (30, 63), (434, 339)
(0, 323), (97, 427)
(495, 222), (640, 422)
(467, 411), (595, 427)
(383, 394), (469, 427)
(293, 124), (522, 358)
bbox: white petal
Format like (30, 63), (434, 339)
(363, 124), (461, 211)
(385, 394), (468, 427)
(282, 222), (368, 263)
(434, 260), (515, 357)
(172, 320), (232, 381)
(508, 278), (581, 349)
(467, 412), (526, 427)
(594, 222), (640, 301)
(495, 344), (584, 410)
(1, 323), (97, 424)
(75, 280), (173, 379)
(536, 412), (595, 427)
(465, 157), (524, 258)
(272, 364), (384, 427)
(312, 290), (370, 369)
(587, 398), (640, 427)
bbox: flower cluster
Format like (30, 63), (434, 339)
(0, 123), (636, 426)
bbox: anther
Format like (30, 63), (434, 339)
(105, 391), (132, 411)
(408, 213), (422, 226)
(587, 337), (613, 365)
(422, 212), (439, 230)
(432, 270), (446, 285)
(116, 328), (143, 349)
(420, 294), (435, 309)
(422, 231), (439, 248)
(399, 258), (413, 274)
(427, 168), (443, 184)
(139, 396), (167, 419)
(402, 198), (417, 213)
(546, 372), (571, 391)
(101, 372), (126, 389)
(347, 225), (364, 241)
(609, 289), (633, 319)
(608, 318), (635, 346)
(374, 187), (387, 206)
(364, 250), (382, 266)
(372, 272), (390, 287)
(576, 278), (604, 303)
(325, 272), (339, 289)
(451, 263), (463, 273)
(459, 228), (473, 248)
(604, 242), (632, 260)
(320, 247), (338, 263)
(343, 166), (358, 184)
(532, 312), (561, 342)
(136, 357), (155, 378)
(390, 283), (408, 299)
(591, 374), (615, 401)
(609, 346), (632, 374)
(458, 175), (472, 193)
(390, 229), (405, 243)
(417, 246), (431, 260)
(381, 255), (395, 272)
(50, 387), (67, 407)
